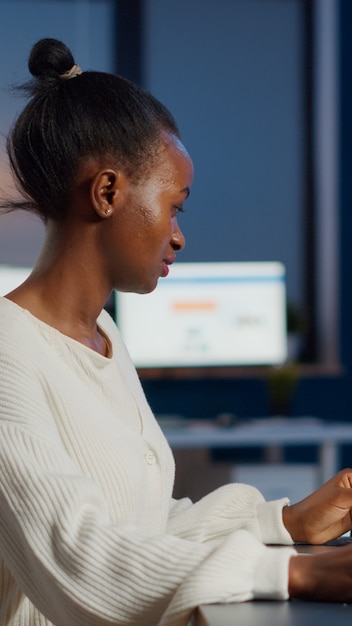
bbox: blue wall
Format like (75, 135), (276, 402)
(144, 0), (304, 307)
(141, 0), (352, 429)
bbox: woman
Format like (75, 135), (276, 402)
(1, 37), (352, 626)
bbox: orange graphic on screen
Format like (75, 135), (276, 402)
(172, 300), (217, 312)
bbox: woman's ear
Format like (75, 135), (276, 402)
(90, 169), (125, 218)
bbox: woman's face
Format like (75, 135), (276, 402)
(108, 132), (194, 294)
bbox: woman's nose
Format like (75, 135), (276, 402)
(171, 222), (186, 251)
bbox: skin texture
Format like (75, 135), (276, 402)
(93, 133), (193, 296)
(283, 469), (352, 544)
(5, 131), (193, 355)
(285, 469), (352, 601)
(288, 544), (352, 602)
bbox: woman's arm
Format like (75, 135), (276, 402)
(289, 545), (352, 602)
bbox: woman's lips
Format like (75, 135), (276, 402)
(161, 261), (170, 277)
(161, 256), (175, 277)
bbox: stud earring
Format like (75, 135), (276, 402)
(104, 207), (112, 216)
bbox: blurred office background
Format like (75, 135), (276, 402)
(0, 0), (351, 428)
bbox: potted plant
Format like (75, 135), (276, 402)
(266, 361), (300, 416)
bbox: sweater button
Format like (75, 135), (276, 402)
(145, 450), (157, 465)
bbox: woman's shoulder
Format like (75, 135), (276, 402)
(0, 296), (47, 373)
(0, 295), (29, 334)
(0, 296), (64, 364)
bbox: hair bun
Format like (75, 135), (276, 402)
(28, 38), (76, 79)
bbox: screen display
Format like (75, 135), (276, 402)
(115, 262), (287, 368)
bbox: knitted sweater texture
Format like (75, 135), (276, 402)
(0, 296), (295, 625)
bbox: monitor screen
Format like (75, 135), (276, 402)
(115, 261), (287, 368)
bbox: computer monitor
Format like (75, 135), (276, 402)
(115, 261), (287, 368)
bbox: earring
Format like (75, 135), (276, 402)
(104, 207), (112, 216)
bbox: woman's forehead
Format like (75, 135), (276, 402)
(157, 133), (193, 181)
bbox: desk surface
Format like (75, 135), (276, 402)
(195, 542), (352, 626)
(196, 600), (352, 626)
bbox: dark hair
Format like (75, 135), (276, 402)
(4, 38), (179, 221)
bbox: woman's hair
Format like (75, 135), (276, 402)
(4, 38), (180, 221)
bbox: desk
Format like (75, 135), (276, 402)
(196, 600), (352, 626)
(195, 543), (352, 626)
(161, 417), (352, 484)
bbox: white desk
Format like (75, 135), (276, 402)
(161, 417), (352, 484)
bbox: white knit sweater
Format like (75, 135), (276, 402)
(0, 296), (296, 626)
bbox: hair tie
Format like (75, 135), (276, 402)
(59, 64), (82, 80)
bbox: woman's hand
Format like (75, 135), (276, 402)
(282, 469), (352, 544)
(289, 545), (352, 602)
